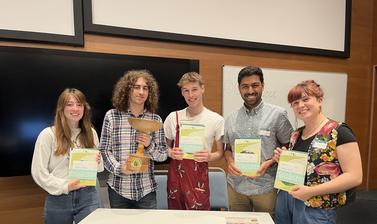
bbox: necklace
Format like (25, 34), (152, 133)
(71, 131), (81, 148)
(302, 117), (327, 139)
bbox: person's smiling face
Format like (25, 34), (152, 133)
(181, 81), (204, 108)
(63, 95), (84, 128)
(129, 77), (149, 107)
(238, 75), (264, 109)
(291, 93), (322, 122)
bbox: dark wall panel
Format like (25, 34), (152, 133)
(0, 46), (198, 176)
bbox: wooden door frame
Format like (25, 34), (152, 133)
(367, 65), (377, 189)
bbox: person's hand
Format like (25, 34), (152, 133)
(273, 146), (287, 163)
(226, 159), (242, 177)
(289, 185), (314, 201)
(121, 163), (137, 174)
(68, 179), (83, 192)
(136, 133), (151, 147)
(169, 147), (184, 160)
(247, 160), (273, 179)
(96, 151), (101, 164)
(193, 150), (210, 162)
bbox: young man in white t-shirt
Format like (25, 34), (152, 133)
(163, 72), (224, 210)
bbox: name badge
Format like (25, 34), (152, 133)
(312, 142), (327, 149)
(259, 130), (270, 136)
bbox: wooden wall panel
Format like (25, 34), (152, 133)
(374, 0), (377, 65)
(0, 176), (45, 224)
(369, 0), (377, 186)
(370, 66), (377, 188)
(0, 0), (375, 222)
(369, 0), (377, 188)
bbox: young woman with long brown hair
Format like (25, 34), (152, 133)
(32, 88), (103, 224)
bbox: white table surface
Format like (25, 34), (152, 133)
(79, 208), (274, 224)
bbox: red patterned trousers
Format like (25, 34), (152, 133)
(167, 159), (210, 210)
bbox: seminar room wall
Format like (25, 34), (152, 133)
(369, 0), (377, 191)
(0, 0), (376, 223)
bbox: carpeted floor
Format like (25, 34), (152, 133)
(336, 190), (377, 224)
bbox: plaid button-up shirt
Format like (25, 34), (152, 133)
(99, 109), (167, 200)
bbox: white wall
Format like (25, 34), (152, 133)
(92, 0), (347, 51)
(0, 0), (75, 35)
(222, 65), (348, 128)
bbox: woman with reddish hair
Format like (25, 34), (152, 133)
(274, 80), (362, 224)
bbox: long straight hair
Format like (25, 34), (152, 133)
(54, 88), (95, 156)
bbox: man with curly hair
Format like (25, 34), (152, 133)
(99, 69), (168, 209)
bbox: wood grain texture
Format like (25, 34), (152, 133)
(368, 0), (377, 189)
(0, 176), (45, 224)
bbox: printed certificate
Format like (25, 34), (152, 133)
(226, 216), (259, 224)
(234, 139), (261, 176)
(179, 123), (205, 159)
(68, 148), (98, 186)
(274, 150), (308, 192)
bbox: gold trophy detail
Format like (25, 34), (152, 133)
(124, 117), (162, 173)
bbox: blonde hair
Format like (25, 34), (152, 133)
(177, 72), (204, 88)
(112, 69), (159, 113)
(54, 88), (95, 156)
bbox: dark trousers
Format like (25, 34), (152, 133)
(107, 186), (157, 209)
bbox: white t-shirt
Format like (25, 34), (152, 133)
(164, 107), (224, 151)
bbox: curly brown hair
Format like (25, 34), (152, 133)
(54, 88), (95, 156)
(112, 69), (159, 113)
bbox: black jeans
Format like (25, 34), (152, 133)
(107, 186), (157, 209)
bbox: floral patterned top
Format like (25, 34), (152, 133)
(288, 120), (353, 209)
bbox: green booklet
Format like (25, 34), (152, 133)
(68, 148), (98, 186)
(274, 150), (308, 192)
(179, 123), (205, 159)
(234, 139), (261, 176)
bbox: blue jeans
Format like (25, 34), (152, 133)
(44, 186), (99, 224)
(108, 186), (156, 209)
(275, 191), (337, 224)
